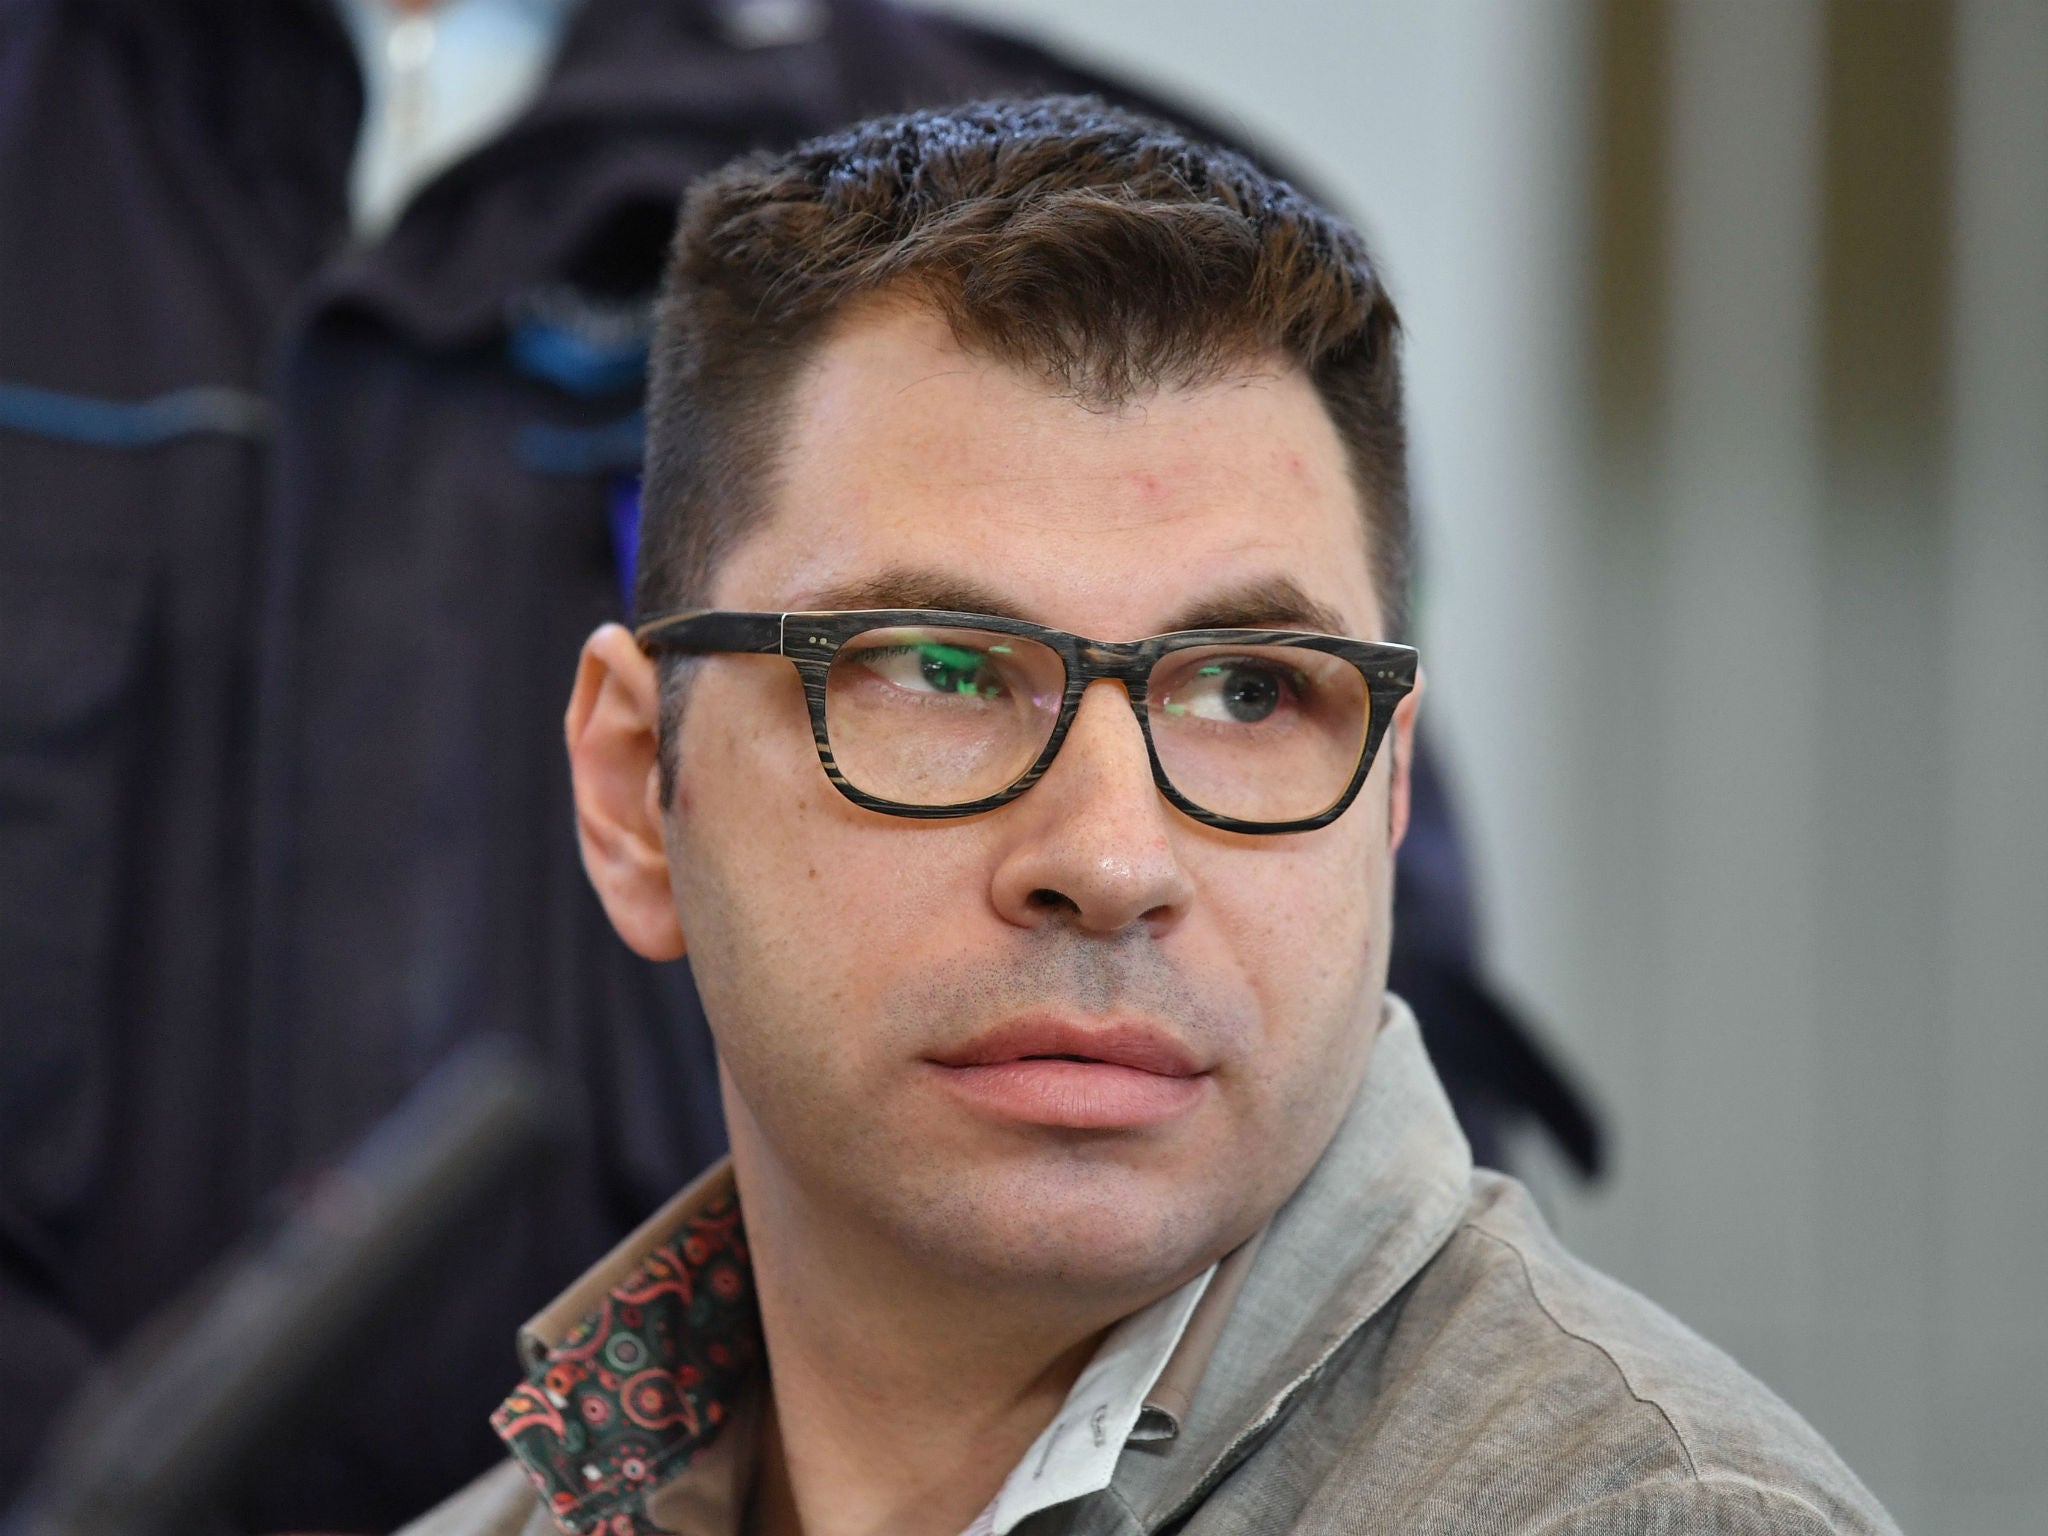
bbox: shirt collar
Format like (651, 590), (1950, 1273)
(492, 1162), (758, 1536)
(960, 1226), (1254, 1535)
(976, 1262), (1213, 1536)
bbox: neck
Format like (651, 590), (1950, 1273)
(729, 1118), (1148, 1536)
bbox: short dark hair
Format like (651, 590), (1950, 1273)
(638, 92), (1410, 668)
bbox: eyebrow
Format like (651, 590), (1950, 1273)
(1158, 577), (1353, 638)
(790, 568), (1355, 639)
(793, 569), (1035, 621)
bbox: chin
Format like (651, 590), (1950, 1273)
(884, 1152), (1239, 1299)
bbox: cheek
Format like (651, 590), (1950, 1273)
(669, 679), (844, 1006)
(1199, 823), (1386, 1045)
(668, 682), (991, 1063)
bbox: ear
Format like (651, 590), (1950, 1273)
(566, 623), (687, 961)
(1385, 667), (1425, 854)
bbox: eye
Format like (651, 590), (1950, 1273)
(851, 641), (1010, 700)
(1162, 659), (1305, 725)
(1212, 664), (1282, 723)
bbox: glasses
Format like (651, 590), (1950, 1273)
(634, 608), (1418, 834)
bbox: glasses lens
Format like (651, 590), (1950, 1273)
(825, 626), (1065, 807)
(1147, 644), (1370, 823)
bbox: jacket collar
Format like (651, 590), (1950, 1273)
(1103, 997), (1474, 1530)
(309, 0), (812, 351)
(307, 0), (992, 351)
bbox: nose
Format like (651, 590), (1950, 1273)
(988, 679), (1196, 937)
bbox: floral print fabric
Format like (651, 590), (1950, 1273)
(491, 1189), (759, 1535)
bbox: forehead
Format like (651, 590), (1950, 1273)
(713, 303), (1385, 641)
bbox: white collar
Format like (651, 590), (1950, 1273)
(965, 1264), (1217, 1536)
(332, 0), (582, 239)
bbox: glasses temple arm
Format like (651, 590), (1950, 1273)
(633, 609), (785, 655)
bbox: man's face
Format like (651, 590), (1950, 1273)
(605, 303), (1415, 1304)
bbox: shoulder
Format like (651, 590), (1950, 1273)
(1455, 1176), (1880, 1508)
(395, 1459), (553, 1536)
(1528, 1476), (1870, 1535)
(1295, 1174), (1899, 1535)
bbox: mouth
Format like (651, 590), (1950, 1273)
(924, 1018), (1210, 1130)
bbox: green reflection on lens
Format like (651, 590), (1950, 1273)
(920, 643), (993, 696)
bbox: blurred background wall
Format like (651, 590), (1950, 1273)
(920, 2), (2047, 1531)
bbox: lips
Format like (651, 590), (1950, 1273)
(924, 1018), (1209, 1130)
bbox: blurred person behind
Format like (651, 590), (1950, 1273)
(0, 1), (1593, 1529)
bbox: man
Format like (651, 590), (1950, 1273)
(402, 99), (1895, 1536)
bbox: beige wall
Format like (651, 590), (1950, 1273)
(920, 3), (2048, 1529)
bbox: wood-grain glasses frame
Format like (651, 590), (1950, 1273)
(633, 608), (1419, 834)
